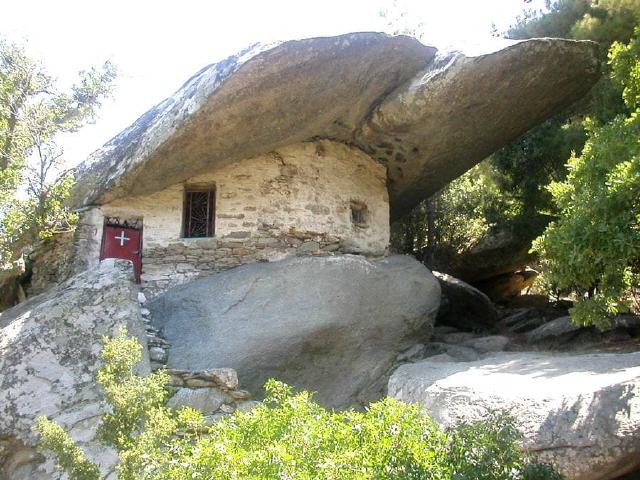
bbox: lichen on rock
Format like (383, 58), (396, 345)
(0, 259), (148, 480)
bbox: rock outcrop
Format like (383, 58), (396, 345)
(389, 352), (640, 480)
(0, 265), (26, 312)
(149, 254), (440, 407)
(446, 216), (550, 283)
(70, 34), (600, 219)
(434, 271), (499, 331)
(475, 268), (539, 303)
(0, 260), (148, 480)
(525, 314), (640, 351)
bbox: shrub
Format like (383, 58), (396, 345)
(38, 331), (562, 479)
(391, 161), (514, 270)
(532, 30), (640, 327)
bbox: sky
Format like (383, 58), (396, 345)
(1, 0), (547, 169)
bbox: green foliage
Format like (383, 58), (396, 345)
(95, 329), (171, 452)
(0, 171), (79, 262)
(610, 27), (640, 108)
(533, 31), (640, 327)
(36, 417), (101, 480)
(490, 118), (587, 218)
(435, 163), (511, 251)
(0, 35), (116, 266)
(38, 332), (562, 480)
(496, 0), (640, 217)
(509, 1), (640, 46)
(391, 162), (513, 269)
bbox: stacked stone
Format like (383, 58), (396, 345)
(165, 368), (259, 423)
(140, 227), (344, 297)
(137, 292), (258, 420)
(137, 292), (170, 370)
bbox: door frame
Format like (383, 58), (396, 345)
(99, 220), (144, 283)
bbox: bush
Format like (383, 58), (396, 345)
(532, 30), (640, 328)
(391, 161), (514, 270)
(38, 331), (562, 479)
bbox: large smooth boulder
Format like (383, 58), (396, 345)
(71, 34), (599, 220)
(433, 271), (498, 331)
(388, 352), (640, 480)
(0, 260), (148, 480)
(150, 254), (440, 407)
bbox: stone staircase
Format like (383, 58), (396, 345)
(137, 292), (258, 421)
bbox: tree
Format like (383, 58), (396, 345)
(532, 29), (640, 327)
(0, 36), (116, 264)
(509, 0), (640, 47)
(391, 162), (512, 270)
(496, 0), (640, 221)
(379, 0), (424, 37)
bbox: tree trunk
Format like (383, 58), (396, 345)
(425, 196), (436, 269)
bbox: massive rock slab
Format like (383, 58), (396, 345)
(0, 260), (148, 480)
(388, 352), (640, 480)
(71, 33), (599, 219)
(149, 254), (440, 407)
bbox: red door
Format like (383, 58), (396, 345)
(100, 225), (143, 283)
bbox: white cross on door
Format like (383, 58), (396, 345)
(114, 230), (130, 247)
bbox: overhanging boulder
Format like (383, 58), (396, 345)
(71, 33), (599, 219)
(149, 254), (441, 407)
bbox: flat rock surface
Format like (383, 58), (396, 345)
(150, 254), (440, 407)
(461, 335), (510, 353)
(71, 33), (600, 219)
(389, 351), (640, 480)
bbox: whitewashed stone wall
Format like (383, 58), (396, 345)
(76, 141), (390, 296)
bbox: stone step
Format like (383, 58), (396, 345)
(149, 346), (169, 363)
(150, 361), (166, 371)
(146, 334), (170, 348)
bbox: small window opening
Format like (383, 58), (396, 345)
(183, 187), (215, 238)
(350, 201), (369, 228)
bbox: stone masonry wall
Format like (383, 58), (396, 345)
(76, 140), (390, 297)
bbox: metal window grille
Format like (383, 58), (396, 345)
(351, 207), (365, 225)
(183, 189), (215, 238)
(350, 202), (368, 226)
